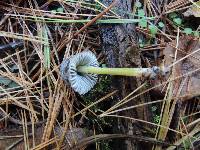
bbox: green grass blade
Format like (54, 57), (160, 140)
(42, 26), (50, 69)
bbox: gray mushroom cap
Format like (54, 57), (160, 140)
(60, 51), (99, 95)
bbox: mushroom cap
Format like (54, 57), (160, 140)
(60, 50), (99, 95)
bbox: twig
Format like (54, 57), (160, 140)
(56, 0), (117, 52)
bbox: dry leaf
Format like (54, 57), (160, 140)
(154, 36), (200, 100)
(183, 0), (200, 17)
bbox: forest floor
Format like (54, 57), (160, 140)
(0, 0), (199, 150)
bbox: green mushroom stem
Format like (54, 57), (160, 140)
(77, 66), (157, 77)
(60, 50), (168, 94)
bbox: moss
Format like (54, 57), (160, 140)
(81, 75), (113, 149)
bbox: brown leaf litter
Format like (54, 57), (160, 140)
(154, 36), (200, 100)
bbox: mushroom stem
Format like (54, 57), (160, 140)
(77, 66), (157, 77)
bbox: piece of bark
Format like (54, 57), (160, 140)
(0, 126), (90, 149)
(100, 0), (152, 149)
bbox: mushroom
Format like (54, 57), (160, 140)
(60, 50), (164, 95)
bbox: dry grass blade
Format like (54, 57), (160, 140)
(21, 111), (30, 150)
(166, 123), (200, 150)
(73, 90), (117, 118)
(153, 28), (181, 150)
(42, 80), (64, 142)
(102, 114), (197, 138)
(71, 134), (177, 150)
(31, 137), (58, 150)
